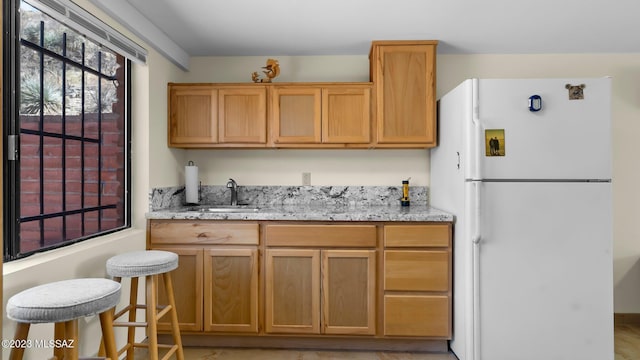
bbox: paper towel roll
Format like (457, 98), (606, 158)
(185, 164), (199, 204)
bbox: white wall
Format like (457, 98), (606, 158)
(161, 53), (640, 313)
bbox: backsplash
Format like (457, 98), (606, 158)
(149, 185), (428, 211)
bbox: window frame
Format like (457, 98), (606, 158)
(3, 0), (132, 261)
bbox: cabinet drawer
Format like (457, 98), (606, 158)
(149, 221), (259, 245)
(384, 224), (450, 247)
(384, 294), (450, 338)
(384, 250), (448, 291)
(265, 225), (376, 247)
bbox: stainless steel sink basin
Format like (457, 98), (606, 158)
(186, 205), (259, 213)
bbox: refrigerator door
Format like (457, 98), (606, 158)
(475, 181), (613, 360)
(431, 79), (474, 359)
(473, 78), (611, 181)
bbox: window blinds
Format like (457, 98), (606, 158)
(24, 0), (148, 64)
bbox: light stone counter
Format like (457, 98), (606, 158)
(146, 185), (453, 222)
(146, 203), (452, 222)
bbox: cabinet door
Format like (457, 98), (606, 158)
(218, 87), (267, 143)
(271, 86), (321, 144)
(322, 86), (371, 144)
(265, 249), (320, 334)
(204, 248), (258, 333)
(371, 42), (437, 145)
(154, 247), (204, 332)
(322, 250), (376, 335)
(168, 87), (217, 145)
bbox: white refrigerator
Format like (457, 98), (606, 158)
(430, 78), (614, 360)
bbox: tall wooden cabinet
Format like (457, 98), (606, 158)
(369, 40), (438, 147)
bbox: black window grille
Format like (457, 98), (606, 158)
(3, 0), (131, 261)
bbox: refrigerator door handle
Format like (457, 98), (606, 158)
(469, 180), (482, 360)
(471, 79), (483, 180)
(468, 180), (482, 360)
(471, 181), (482, 244)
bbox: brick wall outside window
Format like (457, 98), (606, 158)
(19, 112), (125, 252)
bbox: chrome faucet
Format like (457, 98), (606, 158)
(226, 178), (238, 206)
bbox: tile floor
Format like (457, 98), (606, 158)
(131, 323), (640, 360)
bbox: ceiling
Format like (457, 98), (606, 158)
(120, 0), (640, 57)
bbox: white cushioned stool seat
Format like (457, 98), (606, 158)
(106, 250), (178, 277)
(7, 278), (121, 323)
(6, 278), (121, 360)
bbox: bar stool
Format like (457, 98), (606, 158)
(104, 250), (184, 360)
(6, 278), (121, 360)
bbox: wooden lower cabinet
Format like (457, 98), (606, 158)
(149, 220), (259, 334)
(382, 224), (452, 339)
(204, 248), (259, 333)
(154, 246), (204, 332)
(322, 250), (376, 335)
(384, 294), (449, 337)
(149, 220), (451, 343)
(265, 249), (376, 335)
(265, 249), (320, 334)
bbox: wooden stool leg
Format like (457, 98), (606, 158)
(63, 320), (79, 360)
(146, 274), (159, 360)
(99, 308), (119, 360)
(125, 276), (139, 360)
(9, 322), (30, 360)
(163, 272), (185, 360)
(98, 276), (121, 358)
(54, 322), (66, 360)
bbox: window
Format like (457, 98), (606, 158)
(3, 0), (132, 261)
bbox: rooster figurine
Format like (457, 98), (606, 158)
(251, 59), (280, 83)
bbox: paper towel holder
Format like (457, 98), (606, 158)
(185, 160), (202, 205)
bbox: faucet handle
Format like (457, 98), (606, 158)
(226, 178), (237, 188)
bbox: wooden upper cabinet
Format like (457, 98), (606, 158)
(218, 87), (267, 144)
(370, 40), (438, 147)
(168, 84), (267, 147)
(270, 84), (371, 146)
(322, 85), (370, 144)
(168, 86), (217, 146)
(270, 86), (322, 144)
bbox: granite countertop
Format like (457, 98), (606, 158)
(146, 185), (454, 222)
(146, 203), (453, 222)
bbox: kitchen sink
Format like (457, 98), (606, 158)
(185, 204), (259, 213)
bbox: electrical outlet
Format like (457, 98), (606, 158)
(302, 172), (311, 186)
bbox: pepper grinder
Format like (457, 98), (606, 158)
(401, 178), (411, 207)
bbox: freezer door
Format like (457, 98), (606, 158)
(475, 181), (613, 360)
(474, 78), (611, 180)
